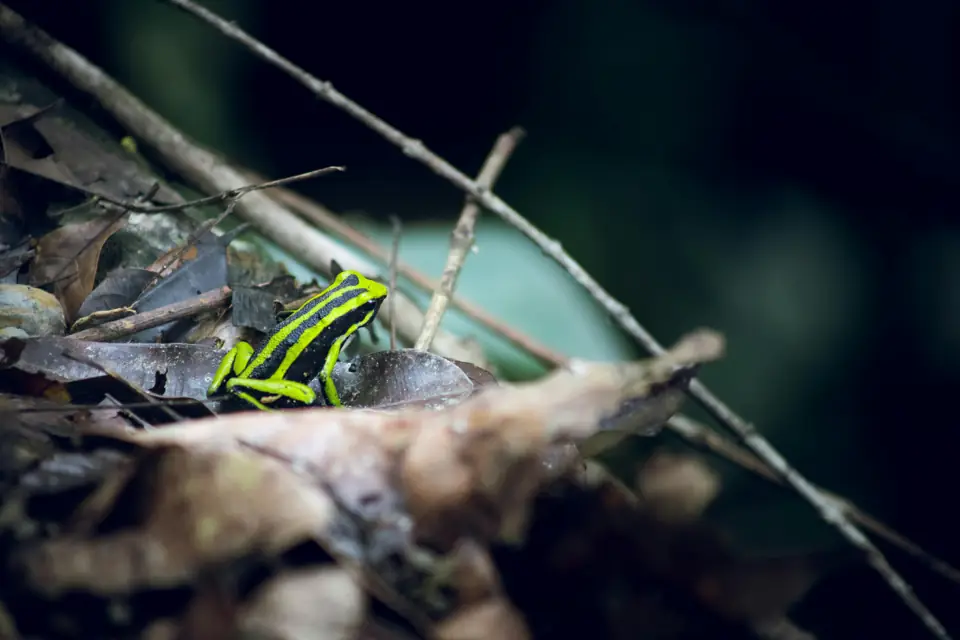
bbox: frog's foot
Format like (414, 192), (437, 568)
(225, 377), (317, 406)
(208, 341), (256, 396)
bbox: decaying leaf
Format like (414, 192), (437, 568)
(129, 230), (235, 343)
(496, 473), (830, 640)
(0, 76), (181, 206)
(230, 284), (283, 334)
(0, 392), (133, 498)
(27, 215), (127, 323)
(0, 101), (80, 190)
(0, 336), (223, 401)
(75, 267), (156, 322)
(0, 328), (835, 639)
(331, 349), (499, 410)
(0, 240), (34, 279)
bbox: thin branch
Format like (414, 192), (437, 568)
(388, 215), (402, 351)
(667, 415), (960, 587)
(69, 286), (232, 342)
(0, 6), (479, 367)
(688, 377), (949, 638)
(415, 127), (525, 351)
(2, 399), (219, 414)
(82, 165), (344, 215)
(151, 3), (953, 635)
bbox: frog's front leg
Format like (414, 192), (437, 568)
(224, 377), (318, 408)
(207, 341), (256, 396)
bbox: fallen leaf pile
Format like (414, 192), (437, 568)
(0, 326), (838, 640)
(0, 62), (846, 640)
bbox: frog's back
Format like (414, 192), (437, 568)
(241, 271), (378, 381)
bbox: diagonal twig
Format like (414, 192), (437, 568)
(150, 2), (952, 636)
(667, 414), (960, 587)
(69, 286), (233, 342)
(415, 127), (525, 351)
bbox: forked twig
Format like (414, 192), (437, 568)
(83, 166), (344, 215)
(415, 127), (525, 351)
(150, 2), (952, 635)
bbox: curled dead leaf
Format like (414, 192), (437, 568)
(11, 445), (338, 599)
(28, 215), (127, 323)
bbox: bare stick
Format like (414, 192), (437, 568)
(87, 166), (344, 214)
(149, 3), (953, 635)
(668, 415), (960, 587)
(388, 215), (402, 351)
(415, 127), (525, 351)
(0, 6), (478, 366)
(69, 286), (232, 342)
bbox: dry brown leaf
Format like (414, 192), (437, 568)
(238, 566), (366, 640)
(28, 215), (127, 323)
(635, 450), (721, 523)
(13, 445), (337, 598)
(0, 102), (81, 189)
(433, 599), (530, 640)
(2, 331), (731, 638)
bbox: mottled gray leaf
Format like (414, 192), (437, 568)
(0, 336), (223, 401)
(231, 285), (280, 333)
(329, 349), (498, 410)
(76, 267), (155, 319)
(128, 233), (232, 343)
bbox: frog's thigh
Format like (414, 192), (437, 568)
(226, 378), (317, 404)
(231, 342), (256, 375)
(209, 347), (241, 395)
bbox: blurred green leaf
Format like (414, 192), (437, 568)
(359, 218), (637, 379)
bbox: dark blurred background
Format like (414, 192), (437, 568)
(6, 0), (960, 637)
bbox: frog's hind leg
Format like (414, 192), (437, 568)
(225, 377), (317, 406)
(208, 341), (256, 396)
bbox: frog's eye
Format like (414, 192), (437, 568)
(347, 359), (359, 373)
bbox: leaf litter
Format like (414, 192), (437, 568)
(0, 208), (836, 640)
(0, 61), (852, 640)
